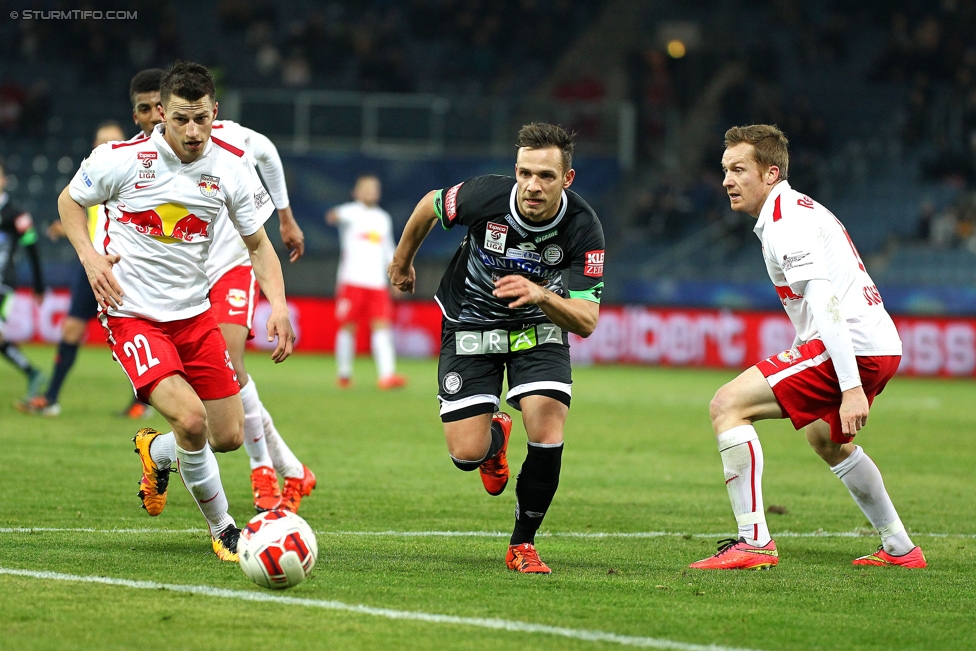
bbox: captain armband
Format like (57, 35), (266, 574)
(569, 282), (603, 304)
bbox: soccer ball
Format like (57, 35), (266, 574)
(238, 510), (318, 589)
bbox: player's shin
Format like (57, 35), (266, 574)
(240, 376), (273, 469)
(46, 341), (81, 402)
(262, 405), (304, 478)
(372, 327), (396, 377)
(335, 329), (355, 380)
(830, 445), (915, 555)
(511, 442), (563, 545)
(717, 425), (770, 546)
(176, 444), (235, 534)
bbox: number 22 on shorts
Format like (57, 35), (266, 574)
(123, 334), (161, 376)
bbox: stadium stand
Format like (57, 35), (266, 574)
(1, 0), (974, 308)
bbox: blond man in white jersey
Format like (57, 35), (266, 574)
(326, 174), (406, 389)
(691, 124), (925, 570)
(58, 61), (295, 562)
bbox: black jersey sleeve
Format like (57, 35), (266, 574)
(566, 193), (605, 303)
(433, 175), (512, 230)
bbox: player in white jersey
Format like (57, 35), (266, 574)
(18, 116), (152, 419)
(691, 124), (925, 570)
(111, 70), (313, 515)
(57, 61), (296, 562)
(325, 174), (406, 389)
(141, 113), (316, 514)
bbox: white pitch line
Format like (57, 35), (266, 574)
(0, 567), (761, 651)
(1, 527), (974, 538)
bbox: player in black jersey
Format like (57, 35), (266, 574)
(389, 123), (605, 574)
(0, 158), (47, 401)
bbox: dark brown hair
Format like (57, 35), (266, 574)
(516, 122), (576, 172)
(160, 61), (216, 105)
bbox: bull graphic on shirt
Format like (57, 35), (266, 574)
(117, 202), (209, 243)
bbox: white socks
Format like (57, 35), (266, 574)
(149, 385), (304, 482)
(150, 431), (177, 468)
(715, 428), (915, 555)
(717, 425), (770, 546)
(338, 326), (398, 380)
(240, 376), (272, 470)
(176, 444), (234, 536)
(242, 375), (304, 479)
(831, 445), (915, 555)
(372, 327), (396, 379)
(336, 328), (354, 379)
(263, 405), (304, 478)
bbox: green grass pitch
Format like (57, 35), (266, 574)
(1, 344), (974, 650)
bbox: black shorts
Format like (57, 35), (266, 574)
(437, 320), (573, 422)
(67, 264), (98, 321)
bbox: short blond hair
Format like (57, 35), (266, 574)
(724, 124), (789, 180)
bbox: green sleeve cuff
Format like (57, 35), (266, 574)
(432, 189), (452, 231)
(19, 228), (39, 246)
(569, 282), (603, 304)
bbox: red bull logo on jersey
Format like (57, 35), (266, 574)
(117, 202), (210, 243)
(226, 288), (248, 308)
(777, 347), (803, 364)
(198, 174), (221, 198)
(357, 231), (383, 244)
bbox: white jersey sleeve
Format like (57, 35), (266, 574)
(245, 128), (290, 210)
(205, 121), (282, 286)
(213, 120), (290, 210)
(226, 161), (273, 238)
(755, 182), (901, 357)
(68, 142), (125, 209)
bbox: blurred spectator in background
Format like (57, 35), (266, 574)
(914, 200), (936, 244)
(630, 47), (675, 159)
(17, 121), (133, 419)
(326, 174), (406, 390)
(0, 82), (26, 133)
(0, 158), (46, 401)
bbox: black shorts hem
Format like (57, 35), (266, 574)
(441, 403), (495, 423)
(508, 388), (571, 411)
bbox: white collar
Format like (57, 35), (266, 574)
(753, 180), (791, 235)
(152, 123), (213, 163)
(507, 183), (567, 232)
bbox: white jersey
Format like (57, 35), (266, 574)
(88, 130), (151, 250)
(754, 181), (901, 356)
(205, 119), (290, 285)
(69, 124), (273, 322)
(333, 200), (395, 290)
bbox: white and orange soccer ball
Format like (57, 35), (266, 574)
(238, 510), (317, 589)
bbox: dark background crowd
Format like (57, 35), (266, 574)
(2, 0), (975, 304)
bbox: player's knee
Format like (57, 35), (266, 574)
(808, 435), (849, 465)
(446, 438), (490, 464)
(173, 407), (208, 440)
(61, 318), (87, 344)
(709, 388), (734, 430)
(210, 416), (244, 453)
